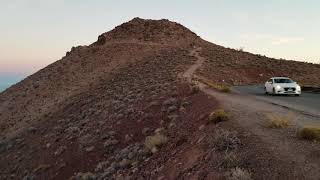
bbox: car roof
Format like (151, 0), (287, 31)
(271, 77), (291, 79)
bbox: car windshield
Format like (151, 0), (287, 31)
(274, 78), (294, 83)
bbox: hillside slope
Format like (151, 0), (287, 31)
(0, 18), (320, 180)
(197, 43), (320, 86)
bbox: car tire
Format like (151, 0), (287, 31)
(295, 94), (300, 97)
(272, 88), (276, 95)
(264, 87), (268, 95)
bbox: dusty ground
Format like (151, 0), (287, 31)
(0, 18), (320, 180)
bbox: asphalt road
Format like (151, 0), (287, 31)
(233, 85), (320, 118)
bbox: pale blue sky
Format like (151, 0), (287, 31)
(1, 0), (320, 76)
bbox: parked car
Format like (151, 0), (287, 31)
(264, 77), (301, 96)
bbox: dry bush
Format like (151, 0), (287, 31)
(298, 127), (320, 142)
(226, 167), (253, 180)
(189, 82), (200, 94)
(208, 109), (229, 124)
(145, 133), (168, 153)
(218, 152), (239, 169)
(193, 75), (231, 93)
(210, 129), (240, 152)
(266, 113), (293, 128)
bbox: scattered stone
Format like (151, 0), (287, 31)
(128, 152), (135, 159)
(154, 128), (165, 134)
(163, 98), (177, 106)
(0, 141), (6, 153)
(125, 134), (133, 142)
(119, 159), (130, 169)
(15, 138), (24, 144)
(168, 114), (179, 121)
(108, 131), (116, 136)
(27, 127), (37, 134)
(66, 126), (80, 134)
(54, 146), (66, 156)
(73, 172), (97, 180)
(167, 105), (177, 113)
(78, 134), (95, 148)
(22, 174), (35, 180)
(142, 128), (151, 135)
(103, 139), (119, 148)
(199, 124), (205, 131)
(85, 146), (95, 152)
(32, 164), (51, 173)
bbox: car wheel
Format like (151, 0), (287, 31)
(295, 94), (300, 97)
(272, 88), (276, 95)
(264, 87), (268, 95)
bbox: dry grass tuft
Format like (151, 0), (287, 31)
(193, 75), (231, 93)
(209, 109), (229, 124)
(266, 113), (293, 128)
(210, 129), (240, 152)
(145, 133), (168, 153)
(297, 127), (320, 142)
(226, 167), (253, 180)
(219, 152), (240, 169)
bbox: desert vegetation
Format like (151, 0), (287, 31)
(210, 129), (241, 152)
(265, 113), (293, 128)
(298, 127), (320, 142)
(193, 75), (231, 93)
(144, 131), (168, 153)
(226, 167), (253, 180)
(208, 109), (229, 124)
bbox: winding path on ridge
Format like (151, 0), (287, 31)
(183, 47), (320, 180)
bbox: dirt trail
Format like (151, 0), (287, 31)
(185, 47), (320, 180)
(182, 47), (204, 83)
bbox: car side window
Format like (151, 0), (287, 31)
(268, 79), (273, 83)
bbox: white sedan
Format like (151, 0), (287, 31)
(265, 77), (301, 96)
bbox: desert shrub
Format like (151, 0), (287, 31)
(297, 127), (320, 142)
(266, 113), (293, 128)
(189, 83), (200, 94)
(193, 75), (231, 93)
(226, 167), (253, 180)
(145, 133), (168, 153)
(208, 109), (229, 124)
(210, 129), (240, 152)
(218, 152), (239, 168)
(74, 172), (97, 180)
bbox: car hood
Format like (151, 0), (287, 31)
(275, 83), (299, 88)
